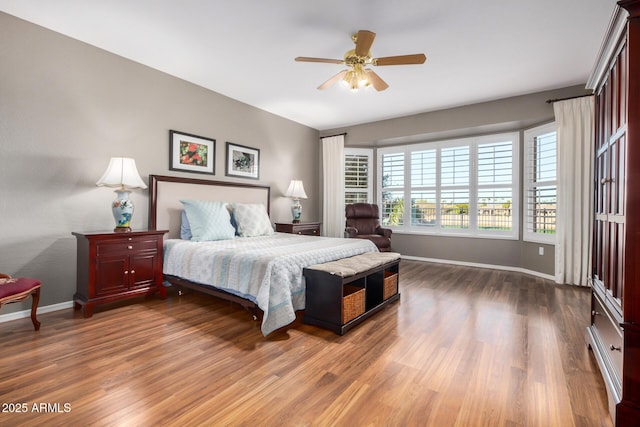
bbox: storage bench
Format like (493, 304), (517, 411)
(303, 252), (401, 335)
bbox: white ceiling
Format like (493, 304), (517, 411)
(0, 0), (617, 131)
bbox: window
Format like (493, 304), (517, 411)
(380, 151), (405, 225)
(523, 123), (557, 243)
(378, 132), (519, 238)
(440, 146), (470, 230)
(410, 149), (436, 227)
(344, 148), (373, 205)
(477, 140), (513, 232)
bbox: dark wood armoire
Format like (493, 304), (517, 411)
(587, 1), (640, 425)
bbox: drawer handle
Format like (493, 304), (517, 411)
(128, 245), (133, 250)
(131, 270), (135, 274)
(124, 271), (129, 275)
(610, 345), (622, 352)
(592, 310), (600, 316)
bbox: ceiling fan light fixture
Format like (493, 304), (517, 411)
(360, 69), (373, 88)
(342, 65), (370, 92)
(296, 29), (425, 92)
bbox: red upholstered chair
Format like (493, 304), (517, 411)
(0, 273), (41, 330)
(345, 203), (392, 252)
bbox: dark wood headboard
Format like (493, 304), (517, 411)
(148, 175), (271, 239)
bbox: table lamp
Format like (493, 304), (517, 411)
(285, 180), (307, 223)
(96, 157), (147, 232)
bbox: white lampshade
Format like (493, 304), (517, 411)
(96, 157), (147, 190)
(285, 180), (307, 199)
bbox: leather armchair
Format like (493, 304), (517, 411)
(345, 203), (392, 252)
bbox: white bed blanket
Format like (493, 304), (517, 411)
(163, 233), (377, 335)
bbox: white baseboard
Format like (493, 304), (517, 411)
(0, 300), (74, 324)
(400, 255), (556, 282)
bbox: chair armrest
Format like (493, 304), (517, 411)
(376, 227), (392, 238)
(345, 227), (358, 238)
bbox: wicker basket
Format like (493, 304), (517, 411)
(342, 285), (365, 324)
(383, 271), (398, 300)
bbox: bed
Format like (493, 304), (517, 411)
(148, 175), (378, 336)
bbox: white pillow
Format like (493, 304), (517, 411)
(180, 200), (236, 241)
(231, 203), (274, 237)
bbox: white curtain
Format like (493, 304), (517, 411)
(321, 135), (345, 237)
(553, 96), (595, 286)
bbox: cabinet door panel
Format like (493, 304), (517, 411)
(594, 147), (608, 285)
(609, 135), (626, 215)
(594, 220), (604, 282)
(593, 126), (626, 302)
(95, 257), (129, 296)
(615, 222), (625, 301)
(595, 149), (607, 214)
(129, 252), (158, 289)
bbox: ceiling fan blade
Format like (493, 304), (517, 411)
(355, 30), (376, 57)
(365, 70), (389, 91)
(373, 53), (427, 66)
(318, 70), (348, 90)
(295, 57), (345, 64)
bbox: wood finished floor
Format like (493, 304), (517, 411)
(0, 260), (611, 427)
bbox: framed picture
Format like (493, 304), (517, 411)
(226, 142), (260, 179)
(169, 130), (215, 175)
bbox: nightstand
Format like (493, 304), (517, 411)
(72, 229), (168, 317)
(275, 222), (321, 236)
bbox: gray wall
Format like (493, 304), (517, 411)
(0, 13), (319, 314)
(321, 86), (593, 277)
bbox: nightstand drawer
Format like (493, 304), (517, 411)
(275, 222), (321, 236)
(293, 225), (320, 235)
(96, 238), (159, 257)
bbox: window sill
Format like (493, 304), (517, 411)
(389, 229), (518, 240)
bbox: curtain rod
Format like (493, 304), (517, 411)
(545, 93), (593, 104)
(320, 132), (347, 139)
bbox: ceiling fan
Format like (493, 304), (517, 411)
(295, 30), (426, 92)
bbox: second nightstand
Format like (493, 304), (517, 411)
(275, 222), (321, 236)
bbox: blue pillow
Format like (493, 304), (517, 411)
(180, 200), (236, 241)
(180, 210), (192, 240)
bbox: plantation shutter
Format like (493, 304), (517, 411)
(344, 152), (371, 204)
(477, 141), (514, 231)
(525, 130), (557, 238)
(380, 152), (405, 225)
